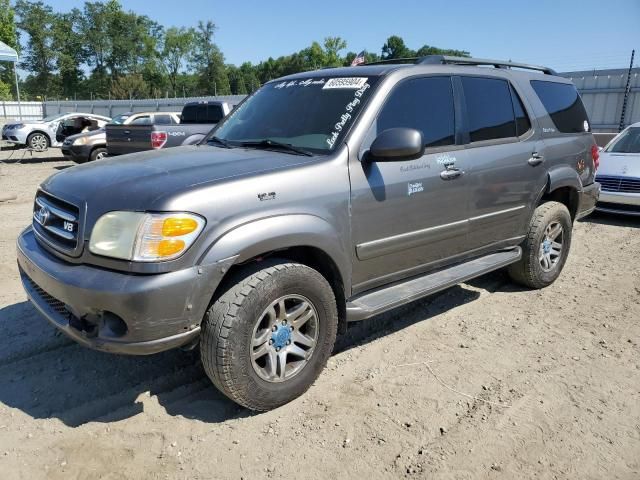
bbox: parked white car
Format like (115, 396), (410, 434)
(595, 122), (640, 216)
(1, 112), (111, 150)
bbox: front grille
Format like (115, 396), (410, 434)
(21, 270), (69, 317)
(595, 175), (640, 193)
(32, 191), (80, 252)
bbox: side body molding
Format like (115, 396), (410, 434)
(199, 214), (352, 296)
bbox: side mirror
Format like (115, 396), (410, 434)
(367, 128), (425, 162)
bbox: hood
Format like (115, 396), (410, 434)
(597, 151), (640, 177)
(41, 145), (317, 217)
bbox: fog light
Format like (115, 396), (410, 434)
(102, 312), (128, 337)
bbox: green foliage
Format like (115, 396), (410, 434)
(0, 80), (11, 100)
(382, 35), (470, 60)
(10, 2), (471, 100)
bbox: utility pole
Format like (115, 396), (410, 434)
(619, 49), (635, 132)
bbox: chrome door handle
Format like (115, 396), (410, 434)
(528, 153), (545, 166)
(440, 167), (464, 180)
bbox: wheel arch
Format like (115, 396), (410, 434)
(199, 215), (351, 333)
(536, 167), (582, 220)
(27, 130), (51, 144)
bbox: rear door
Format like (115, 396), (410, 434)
(349, 76), (470, 292)
(459, 76), (547, 250)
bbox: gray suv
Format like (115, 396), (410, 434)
(17, 56), (600, 411)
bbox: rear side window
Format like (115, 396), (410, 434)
(129, 116), (151, 125)
(182, 104), (224, 124)
(155, 115), (175, 125)
(531, 80), (589, 133)
(461, 77), (516, 142)
(376, 76), (455, 148)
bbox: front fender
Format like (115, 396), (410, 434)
(199, 214), (351, 295)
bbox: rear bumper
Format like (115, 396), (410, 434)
(576, 182), (600, 220)
(17, 227), (234, 355)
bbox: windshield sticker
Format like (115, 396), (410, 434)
(326, 82), (371, 149)
(323, 77), (369, 90)
(273, 78), (325, 89)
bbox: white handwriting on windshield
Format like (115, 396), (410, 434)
(326, 82), (371, 149)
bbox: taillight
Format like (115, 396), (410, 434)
(151, 131), (168, 149)
(591, 144), (600, 171)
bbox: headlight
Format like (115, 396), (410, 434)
(12, 123), (25, 129)
(73, 136), (90, 146)
(89, 211), (205, 262)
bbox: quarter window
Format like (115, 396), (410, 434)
(531, 80), (589, 133)
(376, 76), (455, 148)
(461, 77), (517, 142)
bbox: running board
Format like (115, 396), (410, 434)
(346, 247), (522, 322)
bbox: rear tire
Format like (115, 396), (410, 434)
(508, 201), (572, 289)
(200, 259), (338, 411)
(89, 147), (108, 162)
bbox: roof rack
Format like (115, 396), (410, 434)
(362, 55), (557, 75)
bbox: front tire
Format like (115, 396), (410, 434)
(508, 201), (572, 289)
(89, 147), (108, 162)
(27, 132), (50, 151)
(200, 260), (338, 411)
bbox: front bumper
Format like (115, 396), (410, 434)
(1, 128), (28, 145)
(596, 190), (640, 216)
(576, 182), (600, 220)
(17, 227), (233, 355)
(61, 143), (92, 163)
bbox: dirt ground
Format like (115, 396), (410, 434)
(0, 147), (639, 480)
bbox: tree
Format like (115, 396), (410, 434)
(110, 73), (148, 99)
(323, 36), (347, 67)
(381, 35), (412, 59)
(415, 44), (470, 58)
(190, 21), (230, 95)
(162, 27), (195, 96)
(14, 0), (57, 98)
(0, 80), (11, 100)
(52, 9), (85, 99)
(0, 0), (19, 95)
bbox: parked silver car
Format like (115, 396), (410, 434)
(1, 112), (111, 150)
(595, 122), (640, 216)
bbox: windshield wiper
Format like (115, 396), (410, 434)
(239, 139), (313, 157)
(207, 136), (233, 148)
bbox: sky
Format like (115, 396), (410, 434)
(27, 0), (640, 73)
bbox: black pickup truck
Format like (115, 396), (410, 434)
(106, 100), (235, 156)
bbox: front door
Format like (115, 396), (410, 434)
(349, 76), (470, 293)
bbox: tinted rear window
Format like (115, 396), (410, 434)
(182, 104), (224, 124)
(531, 80), (589, 133)
(461, 77), (517, 142)
(155, 115), (175, 125)
(376, 76), (455, 148)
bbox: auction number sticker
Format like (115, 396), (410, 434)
(323, 77), (369, 89)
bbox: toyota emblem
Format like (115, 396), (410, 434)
(37, 206), (50, 225)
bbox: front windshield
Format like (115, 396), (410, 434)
(606, 127), (640, 154)
(111, 114), (131, 125)
(210, 76), (380, 154)
(42, 113), (68, 122)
